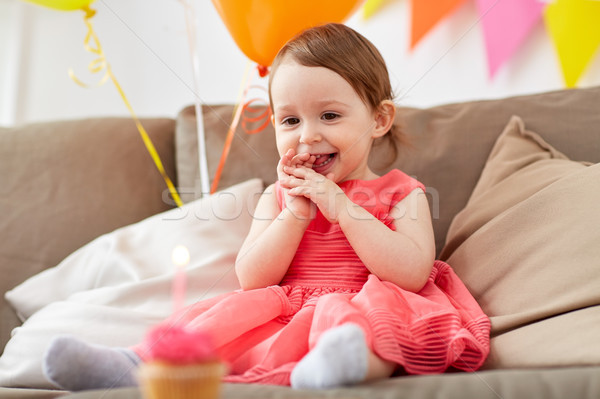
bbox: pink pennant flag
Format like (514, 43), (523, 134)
(476, 0), (545, 78)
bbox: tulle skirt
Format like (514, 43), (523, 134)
(133, 260), (490, 386)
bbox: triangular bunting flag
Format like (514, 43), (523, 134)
(544, 0), (600, 87)
(476, 0), (544, 78)
(410, 0), (467, 49)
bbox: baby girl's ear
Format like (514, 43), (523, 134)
(372, 100), (396, 139)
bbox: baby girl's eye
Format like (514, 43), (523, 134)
(282, 117), (300, 126)
(322, 112), (339, 121)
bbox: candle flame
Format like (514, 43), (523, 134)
(172, 245), (190, 267)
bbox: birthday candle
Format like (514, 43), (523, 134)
(171, 245), (190, 314)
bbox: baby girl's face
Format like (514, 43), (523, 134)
(270, 58), (380, 183)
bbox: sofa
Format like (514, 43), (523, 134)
(1, 86), (599, 398)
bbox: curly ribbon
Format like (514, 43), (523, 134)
(210, 65), (272, 194)
(241, 95), (272, 135)
(69, 6), (183, 207)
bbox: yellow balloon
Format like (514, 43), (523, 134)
(23, 0), (94, 11)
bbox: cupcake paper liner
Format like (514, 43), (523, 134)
(137, 361), (225, 399)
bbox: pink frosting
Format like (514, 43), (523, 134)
(144, 323), (218, 365)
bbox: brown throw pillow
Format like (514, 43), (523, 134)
(441, 116), (600, 369)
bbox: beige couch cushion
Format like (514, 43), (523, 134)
(0, 117), (176, 353)
(176, 87), (600, 257)
(441, 116), (600, 368)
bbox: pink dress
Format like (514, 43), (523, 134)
(133, 170), (490, 385)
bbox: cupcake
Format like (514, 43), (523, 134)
(137, 323), (225, 399)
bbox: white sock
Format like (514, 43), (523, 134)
(291, 323), (369, 389)
(42, 335), (140, 391)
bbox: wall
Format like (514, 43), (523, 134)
(1, 0), (599, 126)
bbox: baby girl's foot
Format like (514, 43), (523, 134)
(42, 335), (140, 391)
(291, 323), (368, 389)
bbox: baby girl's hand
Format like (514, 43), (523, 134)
(289, 151), (316, 170)
(277, 149), (316, 220)
(281, 165), (349, 223)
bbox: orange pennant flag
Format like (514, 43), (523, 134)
(544, 0), (600, 87)
(410, 0), (467, 50)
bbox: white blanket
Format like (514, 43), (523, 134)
(0, 179), (263, 389)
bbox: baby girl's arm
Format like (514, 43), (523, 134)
(235, 184), (310, 290)
(340, 188), (435, 292)
(234, 150), (315, 291)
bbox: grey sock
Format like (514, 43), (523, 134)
(42, 335), (140, 391)
(291, 323), (368, 389)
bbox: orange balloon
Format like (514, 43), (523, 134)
(211, 0), (363, 71)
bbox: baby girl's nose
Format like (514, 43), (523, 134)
(299, 127), (322, 145)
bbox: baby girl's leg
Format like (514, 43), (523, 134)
(365, 350), (396, 381)
(43, 335), (140, 391)
(290, 323), (394, 389)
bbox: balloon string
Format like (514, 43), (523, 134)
(69, 6), (183, 208)
(210, 68), (273, 193)
(210, 61), (254, 194)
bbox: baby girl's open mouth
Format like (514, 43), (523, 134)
(311, 153), (337, 174)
